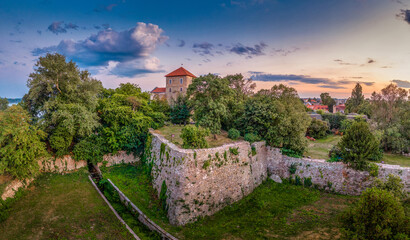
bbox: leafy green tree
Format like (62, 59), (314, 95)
(0, 106), (47, 179)
(21, 53), (102, 156)
(238, 85), (311, 154)
(320, 92), (336, 113)
(180, 125), (210, 149)
(345, 83), (365, 113)
(187, 74), (234, 136)
(307, 118), (329, 139)
(338, 121), (381, 170)
(322, 113), (346, 129)
(340, 187), (408, 239)
(228, 128), (240, 140)
(170, 95), (191, 124)
(0, 97), (8, 111)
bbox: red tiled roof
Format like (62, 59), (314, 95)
(165, 67), (197, 78)
(151, 87), (166, 93)
(307, 105), (328, 110)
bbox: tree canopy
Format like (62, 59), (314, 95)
(0, 97), (8, 111)
(345, 83), (364, 113)
(320, 92), (336, 113)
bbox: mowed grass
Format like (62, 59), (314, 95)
(153, 124), (240, 148)
(382, 153), (410, 167)
(103, 164), (357, 240)
(0, 169), (135, 240)
(305, 135), (342, 160)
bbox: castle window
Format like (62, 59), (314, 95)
(180, 88), (182, 92)
(180, 78), (183, 84)
(169, 88), (171, 92)
(169, 79), (172, 84)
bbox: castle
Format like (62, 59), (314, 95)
(151, 67), (197, 103)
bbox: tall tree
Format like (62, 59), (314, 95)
(320, 92), (336, 113)
(22, 53), (102, 156)
(345, 83), (365, 113)
(0, 97), (8, 111)
(187, 74), (234, 137)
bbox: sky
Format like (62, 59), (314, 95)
(1, 0), (410, 98)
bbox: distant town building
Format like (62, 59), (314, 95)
(306, 105), (329, 112)
(151, 67), (197, 104)
(333, 104), (346, 113)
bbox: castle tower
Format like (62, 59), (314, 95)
(165, 67), (197, 104)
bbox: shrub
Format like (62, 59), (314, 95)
(159, 180), (168, 212)
(288, 163), (297, 174)
(340, 187), (408, 239)
(228, 128), (240, 140)
(73, 135), (105, 164)
(180, 125), (210, 149)
(368, 163), (379, 177)
(244, 133), (261, 143)
(49, 126), (73, 157)
(373, 174), (407, 200)
(338, 121), (381, 170)
(307, 118), (329, 139)
(322, 113), (346, 129)
(281, 148), (303, 158)
(328, 145), (342, 162)
(340, 119), (354, 133)
(229, 147), (239, 155)
(304, 177), (312, 188)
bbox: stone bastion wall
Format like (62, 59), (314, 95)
(148, 131), (409, 226)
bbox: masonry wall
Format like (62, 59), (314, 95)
(149, 132), (409, 226)
(148, 132), (267, 225)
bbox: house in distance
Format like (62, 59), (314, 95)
(151, 67), (197, 103)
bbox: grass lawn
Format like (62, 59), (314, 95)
(153, 124), (240, 148)
(305, 135), (342, 160)
(0, 169), (135, 240)
(102, 164), (357, 240)
(382, 153), (410, 167)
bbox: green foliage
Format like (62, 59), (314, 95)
(180, 125), (210, 149)
(289, 163), (297, 174)
(159, 180), (168, 212)
(328, 145), (342, 162)
(368, 163), (379, 177)
(303, 177), (312, 188)
(150, 98), (170, 120)
(0, 184), (27, 223)
(244, 133), (261, 143)
(307, 118), (329, 139)
(294, 175), (302, 185)
(228, 128), (240, 140)
(281, 148), (303, 158)
(338, 121), (381, 170)
(0, 97), (8, 111)
(73, 134), (105, 164)
(170, 95), (191, 124)
(187, 74), (234, 134)
(22, 53), (102, 155)
(340, 119), (354, 133)
(320, 92), (336, 113)
(238, 85), (311, 155)
(251, 146), (257, 156)
(373, 174), (407, 200)
(202, 160), (211, 169)
(321, 113), (346, 129)
(340, 187), (409, 239)
(0, 106), (47, 179)
(345, 83), (365, 113)
(229, 147), (239, 155)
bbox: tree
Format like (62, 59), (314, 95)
(307, 118), (329, 139)
(0, 106), (47, 179)
(345, 83), (364, 113)
(0, 97), (8, 111)
(170, 95), (191, 124)
(21, 53), (102, 156)
(341, 187), (408, 239)
(320, 92), (336, 113)
(187, 74), (234, 136)
(237, 85), (311, 155)
(338, 121), (381, 170)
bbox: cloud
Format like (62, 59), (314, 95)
(272, 47), (300, 56)
(37, 30), (42, 35)
(392, 79), (410, 88)
(334, 58), (377, 66)
(33, 22), (168, 67)
(249, 72), (375, 88)
(229, 42), (267, 58)
(47, 21), (79, 34)
(367, 58), (375, 64)
(94, 3), (118, 12)
(106, 57), (164, 77)
(398, 9), (410, 24)
(177, 39), (185, 47)
(334, 59), (355, 65)
(193, 42), (214, 56)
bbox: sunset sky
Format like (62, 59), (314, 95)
(1, 0), (409, 98)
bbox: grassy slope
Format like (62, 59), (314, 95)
(103, 164), (357, 240)
(305, 135), (409, 167)
(0, 174), (13, 196)
(153, 125), (240, 148)
(0, 169), (135, 240)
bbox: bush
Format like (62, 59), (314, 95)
(307, 118), (329, 139)
(322, 113), (346, 129)
(73, 135), (105, 164)
(340, 119), (354, 133)
(228, 128), (240, 140)
(244, 133), (261, 143)
(373, 174), (407, 200)
(340, 187), (409, 239)
(49, 127), (73, 157)
(328, 145), (342, 162)
(338, 121), (381, 170)
(281, 148), (303, 158)
(180, 125), (210, 149)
